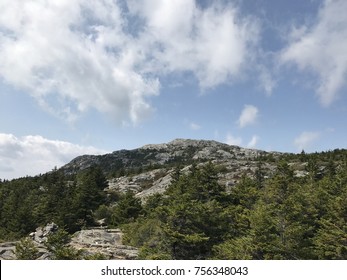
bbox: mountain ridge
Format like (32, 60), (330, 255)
(59, 138), (285, 201)
(61, 138), (275, 175)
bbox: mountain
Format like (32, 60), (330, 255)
(60, 138), (281, 199)
(1, 138), (346, 260)
(58, 138), (345, 200)
(62, 138), (269, 173)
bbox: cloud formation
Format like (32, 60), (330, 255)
(247, 135), (259, 148)
(0, 133), (106, 179)
(225, 133), (259, 149)
(0, 0), (259, 124)
(293, 131), (320, 151)
(189, 122), (201, 131)
(281, 0), (347, 106)
(225, 133), (242, 146)
(129, 0), (259, 88)
(238, 105), (259, 128)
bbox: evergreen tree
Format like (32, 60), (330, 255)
(110, 191), (143, 226)
(72, 167), (108, 227)
(15, 238), (40, 260)
(44, 229), (81, 260)
(127, 163), (231, 259)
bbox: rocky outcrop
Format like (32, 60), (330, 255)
(0, 242), (17, 260)
(107, 168), (173, 200)
(0, 223), (58, 260)
(0, 224), (138, 260)
(29, 222), (59, 244)
(70, 228), (138, 259)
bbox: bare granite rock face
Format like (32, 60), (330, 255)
(107, 168), (173, 200)
(0, 242), (17, 260)
(136, 172), (172, 199)
(83, 139), (283, 201)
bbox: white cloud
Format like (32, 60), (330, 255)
(258, 65), (276, 96)
(189, 122), (201, 131)
(281, 0), (347, 106)
(0, 0), (159, 124)
(225, 133), (242, 146)
(0, 1), (259, 124)
(247, 135), (259, 148)
(129, 0), (259, 88)
(225, 132), (260, 148)
(238, 105), (259, 128)
(293, 131), (320, 151)
(0, 133), (107, 179)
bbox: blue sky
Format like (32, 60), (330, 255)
(1, 0), (347, 179)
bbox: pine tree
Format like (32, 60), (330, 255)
(44, 229), (81, 260)
(72, 167), (108, 227)
(110, 191), (143, 226)
(141, 163), (230, 259)
(15, 238), (40, 260)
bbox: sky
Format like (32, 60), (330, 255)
(1, 0), (347, 179)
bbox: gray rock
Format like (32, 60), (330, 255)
(0, 225), (138, 260)
(0, 242), (16, 260)
(30, 222), (58, 243)
(70, 229), (138, 259)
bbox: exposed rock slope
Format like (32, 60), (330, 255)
(62, 139), (270, 174)
(62, 138), (282, 199)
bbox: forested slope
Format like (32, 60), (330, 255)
(0, 140), (346, 259)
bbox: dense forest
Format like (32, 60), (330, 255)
(0, 149), (346, 259)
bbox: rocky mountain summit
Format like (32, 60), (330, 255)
(62, 138), (283, 200)
(62, 138), (270, 174)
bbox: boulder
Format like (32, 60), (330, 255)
(70, 228), (138, 259)
(30, 222), (58, 243)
